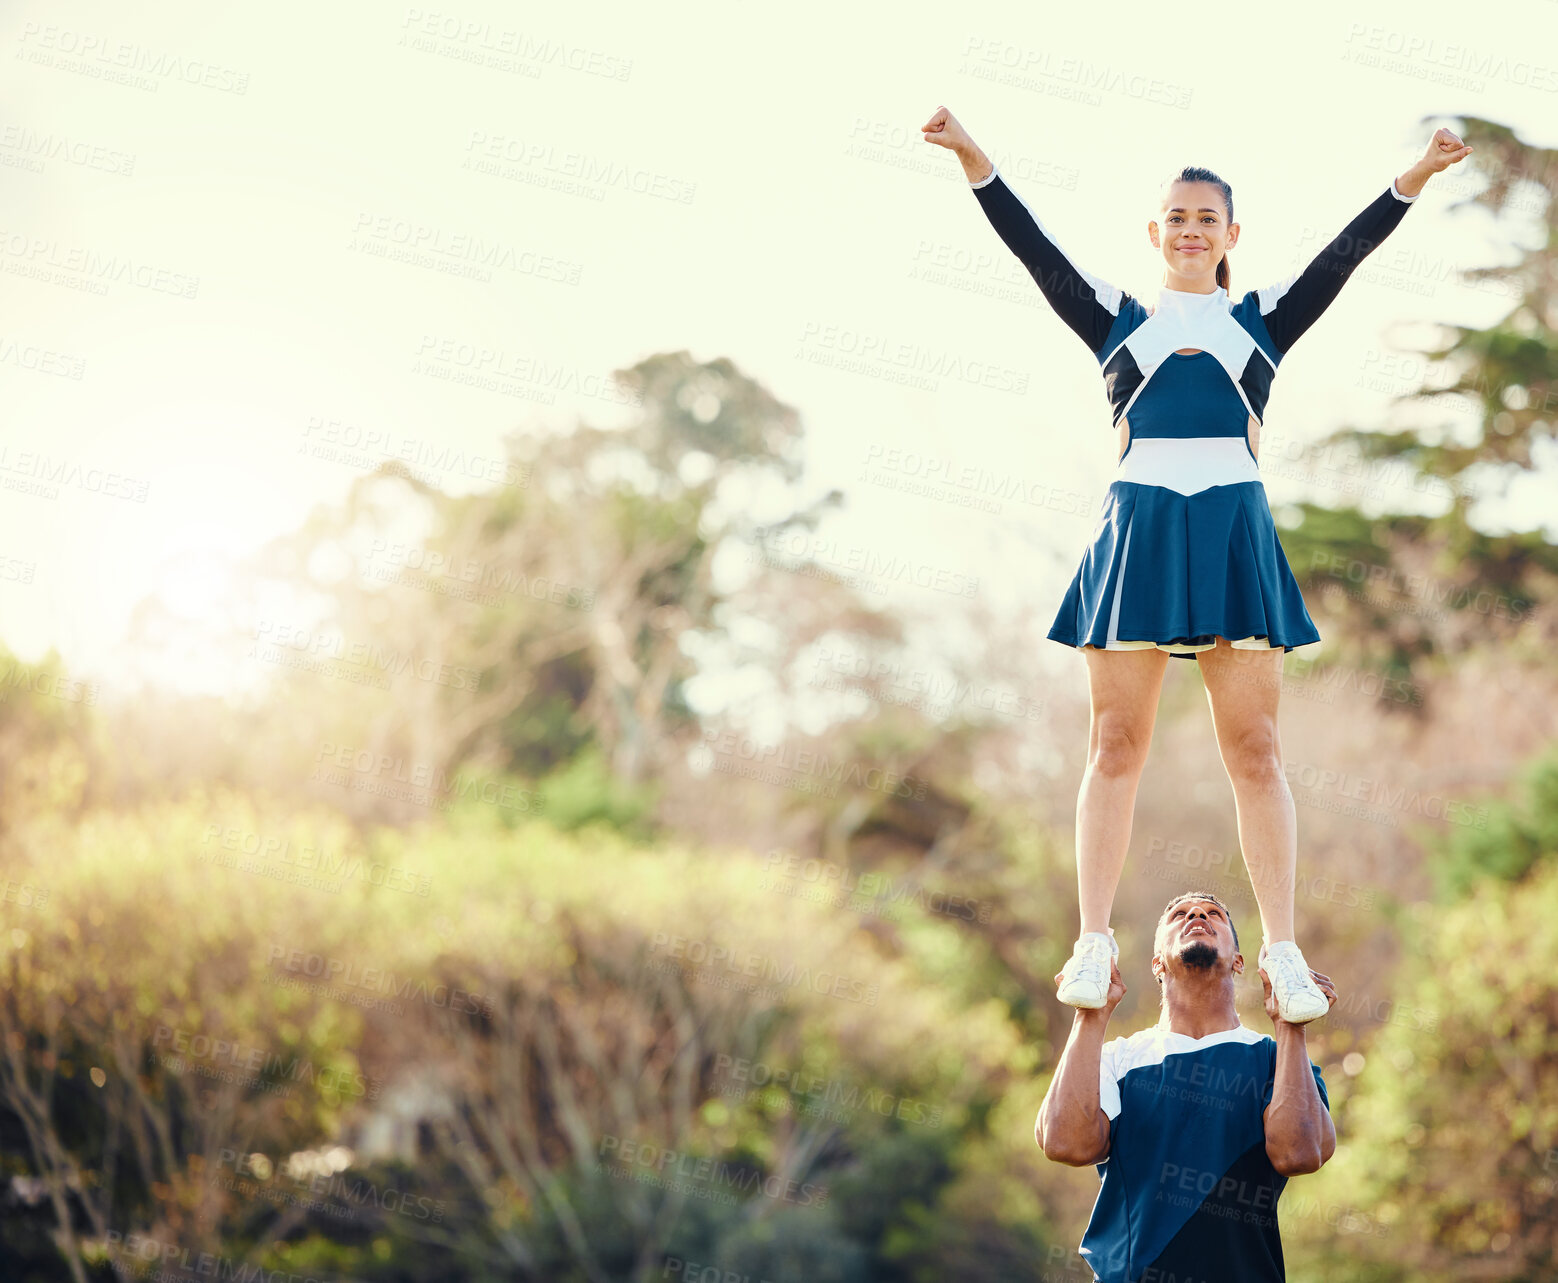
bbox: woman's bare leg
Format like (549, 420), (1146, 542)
(1076, 646), (1171, 935)
(1195, 641), (1294, 942)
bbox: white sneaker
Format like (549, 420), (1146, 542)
(1259, 940), (1329, 1024)
(1057, 929), (1118, 1009)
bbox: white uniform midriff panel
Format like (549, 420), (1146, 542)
(1114, 436), (1262, 496)
(1118, 414), (1262, 464)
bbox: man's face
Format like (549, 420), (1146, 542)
(1153, 898), (1242, 983)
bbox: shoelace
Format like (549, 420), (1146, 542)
(1068, 939), (1110, 986)
(1269, 949), (1314, 997)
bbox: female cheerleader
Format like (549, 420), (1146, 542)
(922, 106), (1471, 1022)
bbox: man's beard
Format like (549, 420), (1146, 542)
(1178, 941), (1219, 971)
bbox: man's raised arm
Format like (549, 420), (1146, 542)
(1035, 958), (1124, 1165)
(1260, 964), (1338, 1176)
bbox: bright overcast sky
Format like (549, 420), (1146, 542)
(2, 0), (1555, 690)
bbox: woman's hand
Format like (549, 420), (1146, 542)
(923, 106), (994, 185)
(1419, 126), (1473, 173)
(1396, 127), (1473, 198)
(921, 105), (973, 154)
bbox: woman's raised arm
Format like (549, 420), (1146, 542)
(1255, 127), (1473, 356)
(923, 106), (1126, 357)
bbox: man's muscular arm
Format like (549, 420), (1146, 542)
(1261, 966), (1338, 1175)
(1036, 959), (1124, 1165)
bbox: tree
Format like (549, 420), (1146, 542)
(1281, 116), (1558, 681)
(204, 351), (906, 825)
(1297, 860), (1558, 1280)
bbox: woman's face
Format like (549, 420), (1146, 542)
(1150, 180), (1237, 287)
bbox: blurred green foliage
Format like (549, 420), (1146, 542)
(6, 115), (1558, 1281)
(1279, 115), (1558, 684)
(1430, 746), (1558, 897)
(0, 777), (1042, 1280)
(1288, 860), (1558, 1281)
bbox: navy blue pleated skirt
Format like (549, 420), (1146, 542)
(1049, 480), (1320, 658)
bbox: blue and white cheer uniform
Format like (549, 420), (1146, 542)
(970, 164), (1419, 657)
(1079, 1022), (1330, 1282)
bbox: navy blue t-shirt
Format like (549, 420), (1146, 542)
(1078, 1023), (1329, 1283)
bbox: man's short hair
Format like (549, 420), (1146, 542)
(1159, 891), (1240, 951)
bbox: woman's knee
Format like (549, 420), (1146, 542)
(1088, 715), (1153, 778)
(1222, 722), (1283, 786)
